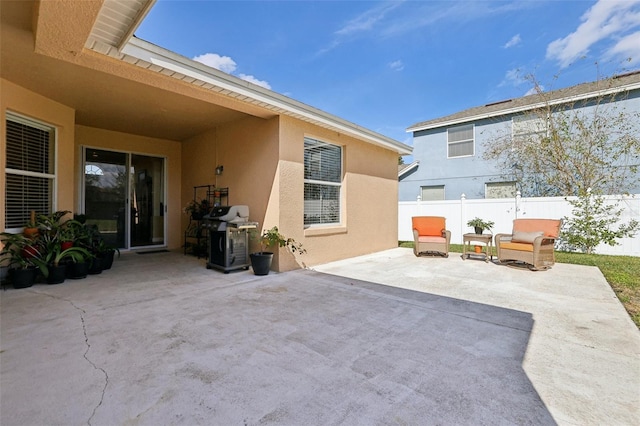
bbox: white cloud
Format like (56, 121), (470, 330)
(546, 0), (640, 68)
(238, 74), (271, 90)
(335, 2), (403, 36)
(499, 68), (524, 87)
(609, 30), (640, 64)
(504, 34), (521, 49)
(389, 60), (404, 71)
(192, 53), (237, 73)
(193, 52), (272, 90)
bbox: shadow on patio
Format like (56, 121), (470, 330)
(0, 250), (554, 425)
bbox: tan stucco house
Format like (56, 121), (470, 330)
(1, 1), (411, 271)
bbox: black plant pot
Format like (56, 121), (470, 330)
(475, 226), (484, 235)
(47, 264), (67, 285)
(88, 257), (103, 275)
(102, 251), (115, 270)
(250, 252), (274, 276)
(67, 262), (88, 279)
(10, 267), (37, 289)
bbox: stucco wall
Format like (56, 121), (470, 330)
(75, 125), (182, 250)
(279, 115), (399, 269)
(0, 79), (76, 230)
(181, 114), (400, 271)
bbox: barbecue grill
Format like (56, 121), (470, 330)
(203, 205), (257, 273)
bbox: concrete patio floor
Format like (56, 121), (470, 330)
(1, 248), (638, 425)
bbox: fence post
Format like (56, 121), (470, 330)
(416, 195), (422, 215)
(460, 193), (466, 240)
(515, 190), (521, 219)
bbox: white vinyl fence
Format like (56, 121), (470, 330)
(399, 193), (640, 257)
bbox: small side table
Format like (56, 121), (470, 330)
(462, 233), (493, 263)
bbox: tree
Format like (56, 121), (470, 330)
(483, 73), (640, 197)
(559, 189), (639, 254)
(484, 71), (640, 253)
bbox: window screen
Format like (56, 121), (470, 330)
(5, 114), (55, 229)
(512, 113), (546, 145)
(420, 185), (445, 201)
(304, 137), (341, 225)
(447, 124), (474, 157)
(486, 182), (516, 199)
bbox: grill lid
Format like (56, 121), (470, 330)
(205, 205), (249, 222)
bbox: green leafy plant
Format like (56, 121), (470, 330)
(0, 232), (48, 275)
(559, 189), (639, 254)
(183, 198), (211, 217)
(255, 226), (306, 255)
(466, 217), (495, 232)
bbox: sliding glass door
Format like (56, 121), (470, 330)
(83, 149), (165, 250)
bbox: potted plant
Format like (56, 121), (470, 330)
(183, 198), (211, 220)
(466, 217), (495, 235)
(43, 244), (91, 284)
(249, 226), (305, 275)
(0, 232), (48, 288)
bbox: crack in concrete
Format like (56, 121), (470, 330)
(32, 291), (109, 426)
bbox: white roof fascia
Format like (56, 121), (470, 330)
(398, 160), (419, 178)
(116, 0), (157, 51)
(407, 81), (640, 133)
(122, 38), (412, 155)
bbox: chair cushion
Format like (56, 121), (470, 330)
(500, 242), (534, 252)
(512, 219), (561, 238)
(512, 231), (544, 244)
(418, 236), (446, 243)
(412, 216), (446, 237)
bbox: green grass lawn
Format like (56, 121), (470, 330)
(399, 241), (640, 328)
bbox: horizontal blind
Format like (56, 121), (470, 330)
(447, 124), (474, 157)
(5, 114), (55, 229)
(304, 137), (341, 225)
(421, 185), (445, 201)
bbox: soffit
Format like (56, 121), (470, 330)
(1, 0), (246, 141)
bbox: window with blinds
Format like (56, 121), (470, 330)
(447, 124), (474, 158)
(512, 113), (546, 146)
(5, 114), (55, 229)
(485, 181), (516, 199)
(420, 185), (445, 201)
(304, 137), (341, 226)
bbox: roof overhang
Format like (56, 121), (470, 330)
(398, 161), (419, 179)
(83, 1), (411, 155)
(407, 78), (640, 133)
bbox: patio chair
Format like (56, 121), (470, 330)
(412, 216), (450, 257)
(495, 218), (562, 271)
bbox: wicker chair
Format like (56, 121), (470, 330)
(412, 216), (450, 258)
(495, 218), (562, 271)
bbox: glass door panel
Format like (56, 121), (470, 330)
(84, 149), (127, 249)
(130, 154), (165, 247)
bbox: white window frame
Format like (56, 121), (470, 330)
(4, 112), (57, 231)
(447, 124), (474, 158)
(512, 113), (547, 147)
(304, 137), (342, 227)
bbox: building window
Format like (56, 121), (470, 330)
(512, 113), (546, 146)
(304, 137), (342, 226)
(420, 185), (445, 201)
(486, 182), (516, 199)
(447, 124), (474, 158)
(4, 113), (55, 229)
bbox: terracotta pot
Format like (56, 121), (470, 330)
(23, 227), (39, 239)
(474, 245), (482, 253)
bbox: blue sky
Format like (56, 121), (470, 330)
(136, 0), (640, 158)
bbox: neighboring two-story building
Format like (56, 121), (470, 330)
(400, 71), (640, 201)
